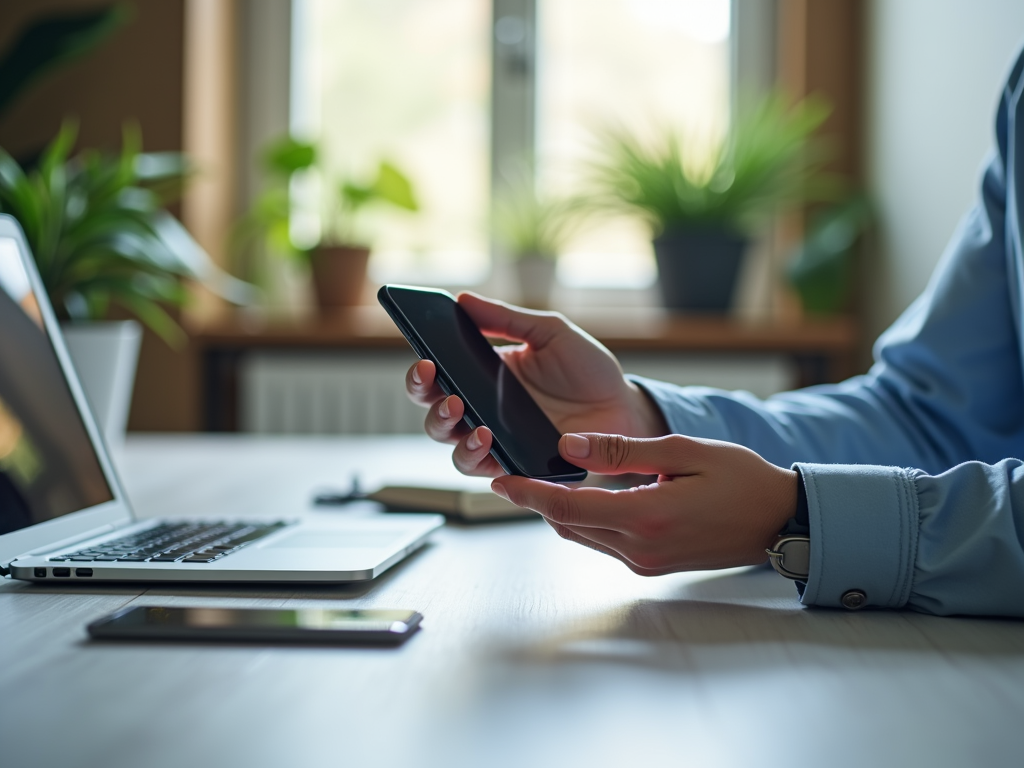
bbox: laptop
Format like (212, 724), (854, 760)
(0, 214), (443, 583)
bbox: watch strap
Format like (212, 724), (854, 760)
(766, 535), (811, 580)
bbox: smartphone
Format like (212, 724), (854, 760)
(87, 605), (422, 645)
(378, 285), (586, 482)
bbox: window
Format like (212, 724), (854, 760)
(537, 0), (731, 288)
(293, 0), (491, 285)
(291, 0), (733, 291)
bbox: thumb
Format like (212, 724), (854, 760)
(559, 433), (708, 476)
(458, 292), (564, 348)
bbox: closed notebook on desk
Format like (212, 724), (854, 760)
(370, 485), (534, 521)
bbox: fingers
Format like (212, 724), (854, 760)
(405, 359), (445, 406)
(491, 475), (642, 530)
(542, 516), (666, 578)
(452, 426), (505, 477)
(458, 292), (566, 349)
(424, 393), (468, 443)
(407, 358), (503, 476)
(559, 432), (710, 476)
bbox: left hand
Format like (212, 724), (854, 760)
(491, 433), (798, 575)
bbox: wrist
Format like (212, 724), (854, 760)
(760, 467), (800, 548)
(764, 468), (810, 581)
(625, 380), (669, 437)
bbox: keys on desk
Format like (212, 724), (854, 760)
(49, 521), (289, 564)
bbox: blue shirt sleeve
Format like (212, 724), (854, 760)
(630, 48), (1024, 617)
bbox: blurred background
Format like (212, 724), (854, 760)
(1, 0), (1023, 440)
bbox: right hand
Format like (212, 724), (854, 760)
(405, 292), (668, 477)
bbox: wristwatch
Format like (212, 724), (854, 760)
(766, 467), (811, 581)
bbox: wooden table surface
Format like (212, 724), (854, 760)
(2, 435), (1023, 768)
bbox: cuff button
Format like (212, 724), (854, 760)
(841, 590), (867, 610)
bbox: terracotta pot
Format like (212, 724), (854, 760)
(309, 244), (371, 312)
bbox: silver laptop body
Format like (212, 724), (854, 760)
(0, 214), (442, 583)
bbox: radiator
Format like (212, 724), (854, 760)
(239, 351), (795, 435)
(240, 351), (424, 434)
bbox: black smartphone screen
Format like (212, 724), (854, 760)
(379, 286), (586, 482)
(88, 606), (422, 644)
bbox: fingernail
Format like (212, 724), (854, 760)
(438, 397), (450, 419)
(411, 365), (422, 385)
(467, 428), (483, 451)
(563, 433), (591, 459)
(491, 481), (509, 501)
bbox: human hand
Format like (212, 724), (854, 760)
(490, 433), (798, 574)
(405, 293), (667, 477)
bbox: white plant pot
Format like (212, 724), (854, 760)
(60, 320), (142, 449)
(514, 256), (557, 309)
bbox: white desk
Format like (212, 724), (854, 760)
(2, 435), (1023, 767)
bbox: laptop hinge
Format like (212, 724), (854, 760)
(18, 522), (127, 558)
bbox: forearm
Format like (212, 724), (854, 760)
(631, 374), (965, 471)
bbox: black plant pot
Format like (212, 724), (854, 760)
(652, 228), (749, 312)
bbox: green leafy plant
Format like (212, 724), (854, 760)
(787, 196), (872, 315)
(587, 93), (837, 237)
(492, 180), (582, 261)
(0, 120), (252, 345)
(234, 135), (419, 271)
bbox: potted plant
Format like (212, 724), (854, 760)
(0, 121), (251, 444)
(492, 181), (581, 309)
(787, 196), (871, 316)
(588, 94), (834, 313)
(236, 136), (419, 314)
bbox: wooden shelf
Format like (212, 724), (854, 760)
(188, 304), (858, 354)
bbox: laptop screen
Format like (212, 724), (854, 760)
(0, 236), (114, 535)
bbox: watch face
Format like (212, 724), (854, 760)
(767, 536), (811, 580)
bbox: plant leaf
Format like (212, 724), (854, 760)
(115, 290), (187, 348)
(370, 161), (418, 211)
(262, 137), (317, 177)
(586, 92), (839, 236)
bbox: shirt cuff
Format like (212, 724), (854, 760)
(795, 463), (920, 609)
(626, 375), (734, 440)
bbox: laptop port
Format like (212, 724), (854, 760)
(53, 567), (71, 577)
(75, 568), (93, 577)
(33, 568), (46, 578)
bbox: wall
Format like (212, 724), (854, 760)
(864, 0), (1024, 349)
(0, 0), (184, 156)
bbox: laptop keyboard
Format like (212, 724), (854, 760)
(50, 521), (289, 564)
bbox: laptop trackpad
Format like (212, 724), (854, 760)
(264, 530), (405, 550)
